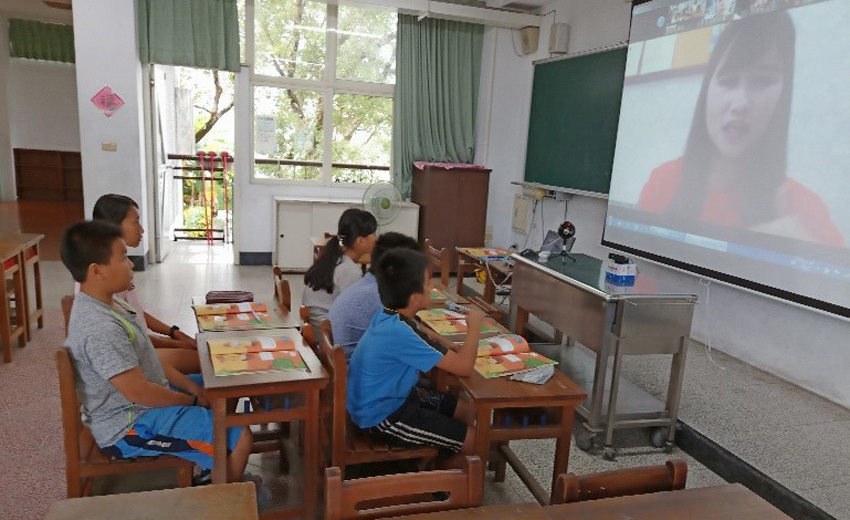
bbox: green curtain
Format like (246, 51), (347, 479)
(9, 19), (75, 63)
(137, 0), (240, 72)
(392, 15), (484, 198)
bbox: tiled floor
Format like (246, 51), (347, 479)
(2, 248), (848, 519)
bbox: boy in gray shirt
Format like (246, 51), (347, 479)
(61, 221), (252, 482)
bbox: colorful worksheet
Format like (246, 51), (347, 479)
(197, 311), (287, 332)
(193, 302), (268, 316)
(207, 336), (296, 356)
(211, 350), (307, 377)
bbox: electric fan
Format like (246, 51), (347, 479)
(363, 183), (402, 227)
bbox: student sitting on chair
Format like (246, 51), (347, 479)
(302, 208), (377, 329)
(77, 194), (199, 375)
(328, 232), (420, 360)
(61, 221), (258, 487)
(347, 248), (483, 463)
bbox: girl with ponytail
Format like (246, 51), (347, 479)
(302, 208), (378, 327)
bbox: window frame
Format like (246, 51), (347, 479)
(245, 0), (395, 186)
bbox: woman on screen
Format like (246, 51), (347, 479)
(637, 10), (844, 247)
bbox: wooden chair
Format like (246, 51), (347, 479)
(424, 239), (451, 288)
(272, 266), (292, 312)
(300, 305), (315, 347)
(61, 295), (74, 337)
(324, 456), (483, 520)
(56, 348), (193, 497)
(318, 326), (438, 479)
(551, 460), (688, 505)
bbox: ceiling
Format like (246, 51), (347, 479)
(0, 0), (73, 24)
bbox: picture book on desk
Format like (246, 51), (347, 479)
(476, 334), (532, 357)
(474, 349), (557, 379)
(197, 311), (286, 332)
(211, 350), (307, 377)
(415, 309), (466, 321)
(193, 302), (268, 316)
(422, 316), (504, 338)
(459, 248), (511, 260)
(428, 287), (469, 305)
(207, 336), (296, 356)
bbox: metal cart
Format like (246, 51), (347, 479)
(511, 253), (697, 459)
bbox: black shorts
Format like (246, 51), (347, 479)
(366, 387), (466, 454)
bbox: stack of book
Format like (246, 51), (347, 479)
(474, 334), (558, 379)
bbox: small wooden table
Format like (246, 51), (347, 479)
(458, 370), (585, 505)
(390, 503), (548, 520)
(542, 484), (792, 520)
(0, 233), (44, 342)
(0, 242), (26, 363)
(455, 247), (513, 304)
(197, 328), (328, 520)
(42, 482), (259, 520)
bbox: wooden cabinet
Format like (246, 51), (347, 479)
(274, 197), (420, 271)
(411, 164), (491, 271)
(13, 149), (83, 202)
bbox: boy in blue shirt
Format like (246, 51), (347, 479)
(347, 248), (484, 461)
(328, 232), (421, 360)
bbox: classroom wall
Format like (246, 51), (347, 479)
(0, 16), (14, 201)
(480, 0), (850, 408)
(72, 0), (149, 259)
(7, 60), (80, 153)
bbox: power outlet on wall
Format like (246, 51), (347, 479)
(512, 194), (531, 233)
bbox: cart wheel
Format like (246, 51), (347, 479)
(650, 427), (668, 448)
(602, 446), (617, 461)
(574, 429), (594, 452)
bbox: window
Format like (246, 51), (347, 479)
(248, 0), (396, 184)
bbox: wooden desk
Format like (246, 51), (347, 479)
(0, 242), (26, 363)
(390, 503), (548, 520)
(511, 253), (696, 457)
(42, 482), (259, 520)
(193, 299), (300, 332)
(543, 484), (792, 520)
(458, 370), (585, 505)
(0, 233), (44, 342)
(197, 328), (328, 520)
(455, 248), (512, 304)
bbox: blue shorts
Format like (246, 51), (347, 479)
(103, 374), (242, 470)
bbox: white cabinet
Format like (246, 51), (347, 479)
(275, 197), (420, 271)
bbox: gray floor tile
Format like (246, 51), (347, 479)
(801, 483), (850, 519)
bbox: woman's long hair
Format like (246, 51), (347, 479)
(669, 10), (796, 227)
(304, 208), (377, 293)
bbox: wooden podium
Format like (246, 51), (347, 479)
(411, 163), (491, 272)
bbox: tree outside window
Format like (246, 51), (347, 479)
(250, 0), (395, 184)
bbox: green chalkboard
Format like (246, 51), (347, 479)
(524, 47), (627, 195)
